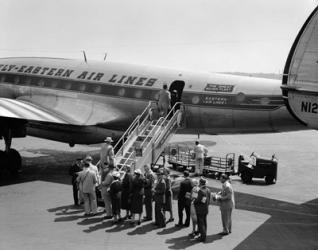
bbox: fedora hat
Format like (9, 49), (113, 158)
(104, 137), (113, 143)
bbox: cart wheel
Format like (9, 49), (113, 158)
(265, 175), (276, 184)
(241, 172), (252, 184)
(172, 163), (177, 170)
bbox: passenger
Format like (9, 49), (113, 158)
(216, 174), (235, 235)
(175, 170), (192, 228)
(121, 166), (133, 220)
(76, 162), (98, 216)
(153, 169), (166, 228)
(100, 163), (114, 219)
(193, 141), (208, 176)
(163, 168), (174, 223)
(100, 137), (115, 167)
(189, 179), (199, 237)
(194, 177), (211, 242)
(170, 89), (179, 110)
(157, 84), (171, 117)
(68, 158), (83, 206)
(130, 169), (144, 225)
(143, 164), (155, 221)
(84, 155), (100, 184)
(109, 171), (122, 224)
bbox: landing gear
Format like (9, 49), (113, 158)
(0, 128), (22, 179)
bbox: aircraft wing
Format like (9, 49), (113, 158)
(0, 95), (127, 126)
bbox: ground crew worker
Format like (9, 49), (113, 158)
(143, 164), (155, 221)
(194, 177), (211, 242)
(193, 141), (208, 176)
(216, 174), (235, 235)
(154, 169), (166, 228)
(69, 158), (82, 206)
(100, 137), (115, 167)
(158, 84), (171, 116)
(77, 162), (98, 216)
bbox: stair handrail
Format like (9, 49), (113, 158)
(114, 101), (156, 157)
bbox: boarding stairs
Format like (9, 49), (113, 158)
(114, 101), (183, 172)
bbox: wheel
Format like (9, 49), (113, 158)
(7, 149), (22, 177)
(241, 172), (252, 184)
(0, 151), (10, 180)
(265, 175), (275, 184)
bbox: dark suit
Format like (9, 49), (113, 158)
(177, 177), (193, 226)
(154, 178), (166, 227)
(69, 162), (81, 205)
(194, 186), (211, 241)
(144, 170), (155, 219)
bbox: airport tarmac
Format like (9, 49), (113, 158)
(0, 130), (318, 250)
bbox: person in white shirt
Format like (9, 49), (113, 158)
(157, 84), (171, 116)
(84, 155), (100, 185)
(193, 141), (208, 176)
(77, 162), (98, 216)
(100, 137), (115, 167)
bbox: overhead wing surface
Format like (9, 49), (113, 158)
(0, 96), (127, 126)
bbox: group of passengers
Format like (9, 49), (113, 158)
(69, 140), (235, 243)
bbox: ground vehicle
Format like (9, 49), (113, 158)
(167, 144), (235, 178)
(238, 153), (277, 184)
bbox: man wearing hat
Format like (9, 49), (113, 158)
(76, 162), (98, 216)
(109, 171), (122, 224)
(216, 174), (235, 235)
(100, 137), (115, 167)
(194, 177), (211, 242)
(100, 164), (114, 219)
(143, 164), (155, 221)
(176, 170), (193, 227)
(153, 168), (166, 228)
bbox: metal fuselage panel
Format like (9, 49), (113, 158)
(0, 57), (303, 144)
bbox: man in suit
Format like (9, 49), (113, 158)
(194, 177), (211, 242)
(216, 174), (235, 235)
(176, 170), (193, 227)
(143, 164), (155, 221)
(69, 158), (82, 206)
(77, 162), (98, 216)
(153, 169), (166, 228)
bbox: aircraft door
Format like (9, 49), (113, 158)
(169, 80), (185, 108)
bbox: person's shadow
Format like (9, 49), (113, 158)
(166, 233), (223, 249)
(127, 222), (158, 235)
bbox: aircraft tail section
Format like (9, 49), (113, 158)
(282, 6), (318, 128)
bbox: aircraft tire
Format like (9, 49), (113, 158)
(0, 150), (10, 180)
(7, 149), (22, 177)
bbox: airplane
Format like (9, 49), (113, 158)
(0, 6), (317, 176)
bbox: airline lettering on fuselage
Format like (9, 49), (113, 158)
(204, 83), (234, 92)
(301, 101), (318, 114)
(108, 74), (157, 87)
(0, 64), (105, 81)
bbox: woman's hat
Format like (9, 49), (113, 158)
(112, 171), (120, 178)
(134, 169), (142, 175)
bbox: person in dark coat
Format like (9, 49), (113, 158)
(121, 166), (133, 220)
(194, 177), (211, 242)
(130, 169), (144, 225)
(143, 164), (155, 221)
(109, 171), (122, 223)
(68, 158), (83, 206)
(176, 170), (193, 227)
(163, 168), (174, 223)
(154, 169), (166, 228)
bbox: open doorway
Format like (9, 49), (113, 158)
(169, 80), (185, 109)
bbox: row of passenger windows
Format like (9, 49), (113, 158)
(0, 74), (160, 99)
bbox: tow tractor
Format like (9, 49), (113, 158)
(167, 144), (236, 178)
(238, 153), (278, 184)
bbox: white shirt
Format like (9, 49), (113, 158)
(194, 144), (208, 159)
